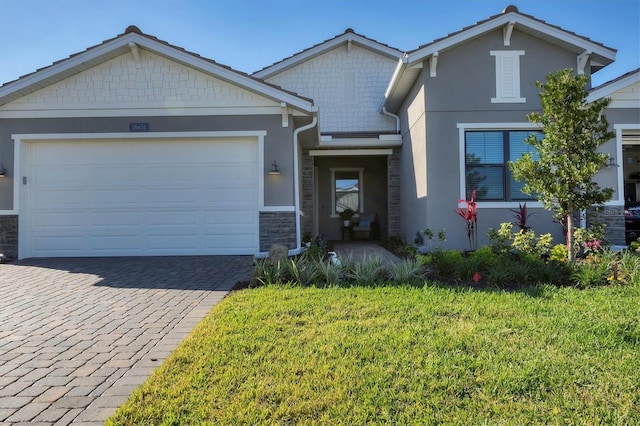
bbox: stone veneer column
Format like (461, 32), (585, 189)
(387, 150), (401, 237)
(259, 212), (297, 252)
(0, 215), (18, 260)
(587, 206), (626, 246)
(301, 153), (315, 237)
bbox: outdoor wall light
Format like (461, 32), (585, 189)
(267, 160), (281, 175)
(606, 156), (620, 168)
(0, 163), (6, 177)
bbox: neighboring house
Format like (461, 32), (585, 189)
(0, 6), (637, 259)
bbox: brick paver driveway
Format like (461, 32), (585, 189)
(0, 256), (252, 425)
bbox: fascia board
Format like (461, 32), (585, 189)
(406, 13), (616, 66)
(587, 72), (640, 102)
(380, 56), (409, 112)
(254, 33), (402, 79)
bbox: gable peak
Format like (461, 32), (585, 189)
(124, 25), (142, 35)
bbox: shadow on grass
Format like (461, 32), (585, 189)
(235, 275), (557, 299)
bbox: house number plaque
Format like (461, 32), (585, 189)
(129, 122), (150, 132)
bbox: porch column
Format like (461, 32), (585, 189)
(388, 149), (401, 237)
(301, 153), (315, 236)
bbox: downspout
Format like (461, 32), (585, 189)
(382, 106), (400, 134)
(289, 115), (318, 256)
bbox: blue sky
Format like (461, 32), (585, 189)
(0, 0), (638, 87)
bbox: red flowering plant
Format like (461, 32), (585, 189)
(457, 189), (478, 251)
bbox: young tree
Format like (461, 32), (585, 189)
(509, 69), (614, 261)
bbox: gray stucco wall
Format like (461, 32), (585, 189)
(0, 114), (297, 210)
(399, 27), (592, 249)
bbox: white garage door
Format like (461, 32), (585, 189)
(23, 137), (259, 258)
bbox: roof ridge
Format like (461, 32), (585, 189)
(252, 28), (402, 76)
(407, 6), (616, 55)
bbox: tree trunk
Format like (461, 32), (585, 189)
(566, 214), (575, 262)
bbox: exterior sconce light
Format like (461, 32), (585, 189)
(0, 163), (6, 177)
(606, 156), (619, 168)
(267, 160), (281, 175)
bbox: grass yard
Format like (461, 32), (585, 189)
(108, 282), (640, 425)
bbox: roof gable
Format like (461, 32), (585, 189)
(588, 68), (640, 108)
(0, 26), (316, 114)
(253, 29), (402, 79)
(383, 5), (617, 112)
(407, 6), (615, 71)
(1, 50), (288, 115)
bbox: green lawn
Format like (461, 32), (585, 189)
(108, 282), (640, 425)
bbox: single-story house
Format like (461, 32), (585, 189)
(0, 5), (638, 259)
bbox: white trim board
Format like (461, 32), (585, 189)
(0, 106), (292, 119)
(309, 149), (393, 156)
(12, 131), (267, 141)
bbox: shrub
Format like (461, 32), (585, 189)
(343, 255), (387, 285)
(618, 250), (640, 286)
(389, 259), (423, 284)
(570, 259), (609, 288)
(549, 244), (568, 262)
(315, 259), (341, 286)
(253, 258), (285, 286)
(488, 222), (514, 255)
(283, 258), (319, 286)
(380, 236), (417, 259)
(431, 250), (463, 277)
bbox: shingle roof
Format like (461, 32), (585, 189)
(253, 28), (403, 78)
(590, 67), (640, 93)
(408, 5), (616, 55)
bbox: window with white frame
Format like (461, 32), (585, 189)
(331, 168), (363, 215)
(465, 130), (541, 201)
(490, 50), (526, 103)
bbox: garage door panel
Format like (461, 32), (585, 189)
(34, 236), (85, 253)
(89, 190), (141, 205)
(143, 188), (199, 204)
(24, 138), (260, 257)
(146, 210), (200, 225)
(88, 236), (146, 251)
(31, 190), (89, 207)
(203, 188), (256, 203)
(205, 209), (256, 224)
(89, 211), (141, 226)
(31, 210), (86, 228)
(147, 235), (199, 250)
(204, 234), (256, 249)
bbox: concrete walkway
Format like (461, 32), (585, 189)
(332, 241), (403, 265)
(0, 256), (252, 425)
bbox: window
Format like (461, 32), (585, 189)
(331, 168), (363, 215)
(465, 130), (541, 201)
(490, 50), (526, 103)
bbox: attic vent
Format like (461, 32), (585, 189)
(503, 5), (519, 13)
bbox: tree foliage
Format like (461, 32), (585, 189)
(509, 69), (614, 261)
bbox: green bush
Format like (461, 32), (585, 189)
(389, 259), (423, 284)
(431, 250), (463, 277)
(549, 244), (568, 262)
(342, 255), (387, 285)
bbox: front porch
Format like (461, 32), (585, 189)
(301, 149), (401, 242)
